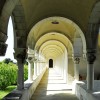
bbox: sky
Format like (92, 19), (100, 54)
(0, 17), (16, 62)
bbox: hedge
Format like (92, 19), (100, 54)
(0, 62), (28, 90)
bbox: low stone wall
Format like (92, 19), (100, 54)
(75, 80), (100, 100)
(3, 66), (47, 100)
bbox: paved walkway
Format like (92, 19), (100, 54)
(31, 68), (79, 100)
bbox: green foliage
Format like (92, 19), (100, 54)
(0, 85), (17, 100)
(0, 62), (18, 90)
(0, 61), (28, 90)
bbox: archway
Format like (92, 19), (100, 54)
(27, 16), (87, 84)
(49, 59), (53, 68)
(27, 17), (86, 54)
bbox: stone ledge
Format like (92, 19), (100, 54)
(3, 91), (22, 100)
(75, 80), (100, 100)
(2, 66), (47, 100)
(21, 66), (47, 100)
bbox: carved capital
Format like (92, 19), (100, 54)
(74, 57), (80, 64)
(27, 57), (34, 63)
(87, 50), (96, 64)
(14, 48), (26, 63)
(0, 42), (8, 56)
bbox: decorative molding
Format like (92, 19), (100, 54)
(74, 57), (80, 64)
(86, 50), (96, 64)
(14, 48), (26, 63)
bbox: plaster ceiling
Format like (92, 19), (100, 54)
(21, 0), (97, 32)
(39, 40), (66, 60)
(27, 17), (86, 56)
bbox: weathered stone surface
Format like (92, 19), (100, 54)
(0, 42), (7, 56)
(87, 50), (96, 64)
(0, 31), (7, 42)
(3, 92), (22, 100)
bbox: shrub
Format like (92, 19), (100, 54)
(8, 63), (18, 85)
(0, 63), (12, 90)
(0, 61), (28, 90)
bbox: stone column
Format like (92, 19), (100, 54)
(39, 62), (42, 73)
(37, 62), (40, 75)
(27, 57), (33, 81)
(14, 48), (26, 90)
(34, 61), (37, 77)
(87, 50), (96, 91)
(74, 57), (80, 81)
(17, 58), (24, 90)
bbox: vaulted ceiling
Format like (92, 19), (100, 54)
(0, 0), (99, 58)
(20, 0), (98, 32)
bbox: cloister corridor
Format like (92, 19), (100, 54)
(1, 1), (100, 100)
(31, 68), (78, 100)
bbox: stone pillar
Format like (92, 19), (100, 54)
(34, 61), (37, 77)
(27, 58), (33, 81)
(37, 62), (40, 75)
(74, 57), (80, 81)
(14, 48), (26, 90)
(87, 50), (96, 91)
(17, 58), (24, 90)
(39, 62), (42, 73)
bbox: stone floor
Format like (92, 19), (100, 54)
(31, 68), (79, 100)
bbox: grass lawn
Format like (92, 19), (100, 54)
(0, 85), (17, 100)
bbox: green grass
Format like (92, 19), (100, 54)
(0, 85), (17, 100)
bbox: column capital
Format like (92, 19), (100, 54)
(74, 57), (80, 64)
(27, 57), (34, 63)
(86, 49), (96, 64)
(14, 48), (26, 63)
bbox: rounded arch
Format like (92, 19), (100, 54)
(27, 16), (86, 54)
(89, 1), (100, 24)
(0, 0), (19, 34)
(86, 1), (100, 50)
(35, 32), (73, 51)
(49, 59), (53, 68)
(38, 40), (67, 60)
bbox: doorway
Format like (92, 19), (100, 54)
(49, 59), (53, 68)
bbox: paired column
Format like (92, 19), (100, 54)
(27, 57), (34, 81)
(39, 62), (42, 73)
(74, 57), (80, 81)
(34, 61), (37, 77)
(86, 50), (96, 91)
(37, 62), (40, 75)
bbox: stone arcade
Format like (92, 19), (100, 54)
(0, 0), (100, 100)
